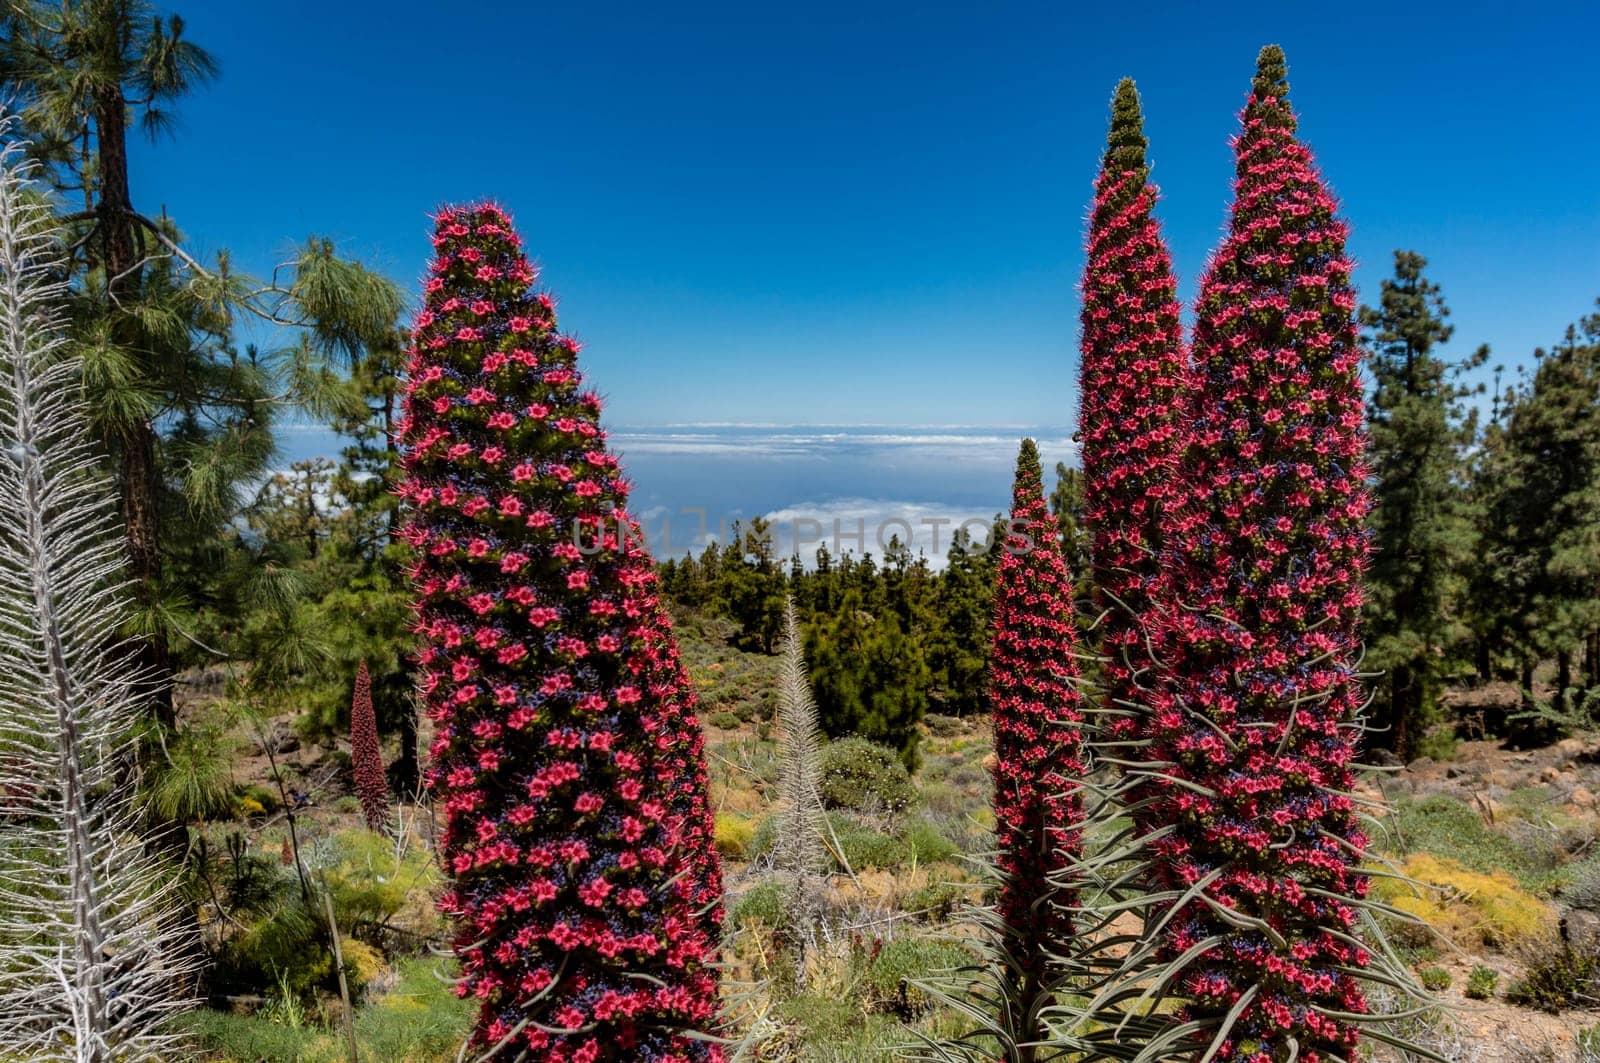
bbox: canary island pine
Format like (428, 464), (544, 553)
(986, 438), (1088, 1051)
(1141, 47), (1389, 1062)
(349, 659), (390, 833)
(1078, 78), (1188, 743)
(398, 202), (723, 1062)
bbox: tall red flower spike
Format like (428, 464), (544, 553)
(349, 659), (390, 833)
(398, 202), (723, 1062)
(1148, 47), (1374, 1062)
(1078, 78), (1188, 743)
(987, 438), (1087, 1021)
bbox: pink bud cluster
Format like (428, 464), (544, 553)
(1077, 140), (1187, 745)
(1146, 84), (1373, 1061)
(398, 203), (723, 1062)
(349, 659), (389, 834)
(988, 441), (1086, 989)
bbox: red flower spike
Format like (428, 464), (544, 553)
(988, 439), (1087, 1004)
(349, 659), (390, 834)
(1147, 47), (1373, 1060)
(1078, 78), (1189, 744)
(399, 202), (723, 1061)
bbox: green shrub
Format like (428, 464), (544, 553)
(777, 994), (860, 1048)
(747, 810), (909, 871)
(1386, 794), (1554, 891)
(186, 1007), (318, 1061)
(902, 819), (959, 864)
(1506, 944), (1600, 1012)
(730, 880), (788, 929)
(906, 878), (969, 924)
(1418, 965), (1452, 991)
(819, 737), (916, 814)
(864, 936), (973, 1016)
(1581, 1025), (1600, 1056)
(353, 956), (474, 1057)
(708, 710), (742, 730)
(714, 812), (757, 858)
(232, 782), (282, 817)
(1562, 858), (1600, 911)
(1413, 729), (1459, 762)
(831, 815), (910, 871)
(1466, 965), (1499, 1000)
(210, 830), (439, 1000)
(322, 830), (440, 936)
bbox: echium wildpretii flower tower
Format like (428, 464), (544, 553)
(1077, 78), (1187, 743)
(986, 438), (1087, 1045)
(397, 202), (723, 1062)
(1146, 47), (1376, 1061)
(349, 660), (390, 833)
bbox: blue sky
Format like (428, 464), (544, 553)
(131, 0), (1599, 427)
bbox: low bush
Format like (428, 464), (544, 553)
(863, 936), (973, 1017)
(1507, 943), (1600, 1012)
(187, 1008), (317, 1062)
(189, 957), (472, 1061)
(820, 737), (916, 814)
(1418, 965), (1452, 991)
(321, 830), (440, 939)
(233, 783), (282, 817)
(1563, 858), (1600, 911)
(831, 815), (911, 871)
(906, 876), (970, 924)
(714, 812), (758, 858)
(1466, 964), (1499, 1000)
(1375, 852), (1556, 949)
(902, 818), (960, 864)
(730, 880), (788, 929)
(351, 957), (474, 1058)
(1386, 794), (1555, 891)
(708, 710), (743, 730)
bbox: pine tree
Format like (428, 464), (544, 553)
(926, 528), (994, 717)
(1145, 47), (1383, 1059)
(986, 439), (1086, 1053)
(1360, 251), (1483, 756)
(349, 660), (389, 834)
(1077, 78), (1187, 741)
(806, 590), (929, 767)
(398, 203), (722, 1061)
(1477, 307), (1600, 722)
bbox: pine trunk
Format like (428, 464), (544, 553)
(94, 85), (175, 730)
(1390, 663), (1414, 759)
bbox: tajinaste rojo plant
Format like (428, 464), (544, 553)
(1126, 47), (1430, 1062)
(398, 202), (723, 1062)
(0, 117), (195, 1062)
(349, 659), (391, 834)
(1077, 77), (1188, 744)
(987, 439), (1087, 1048)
